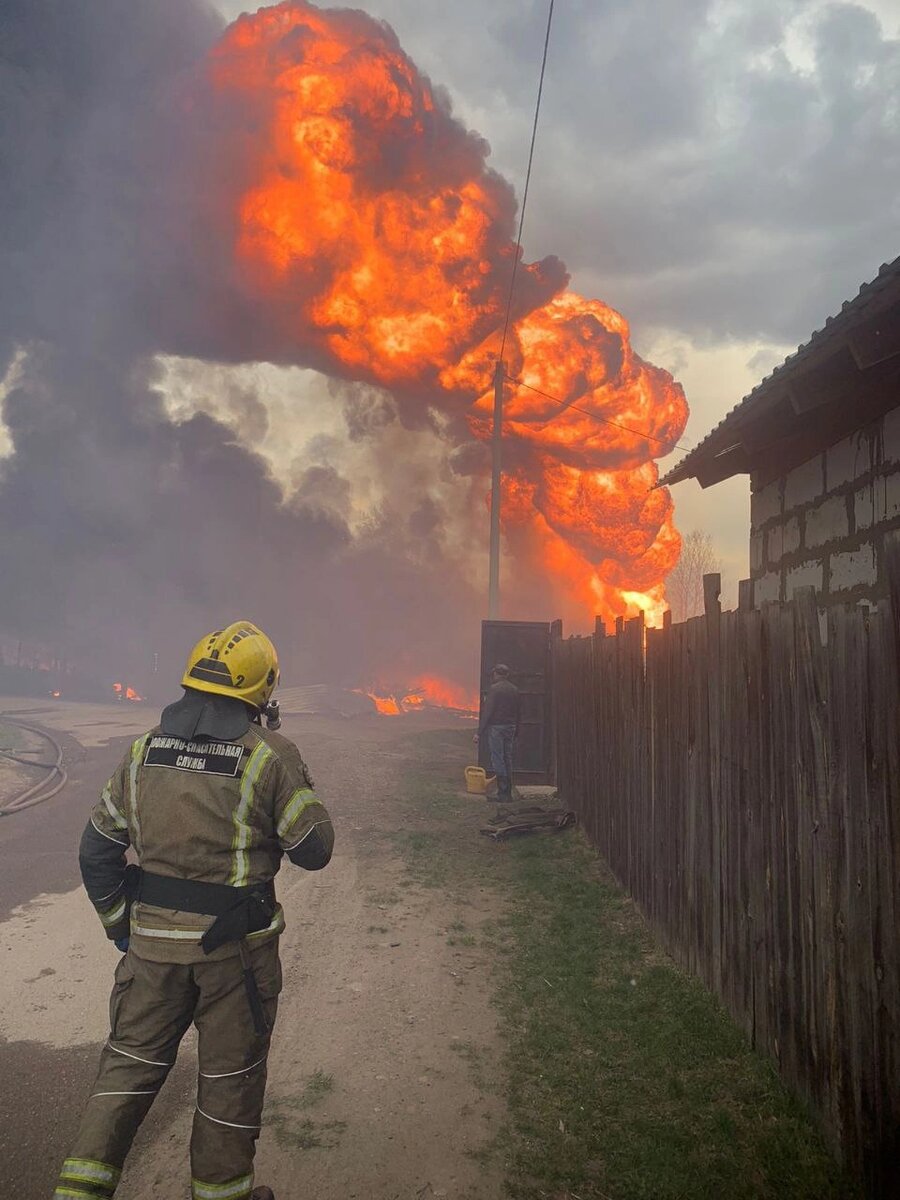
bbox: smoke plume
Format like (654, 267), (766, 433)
(0, 0), (686, 696)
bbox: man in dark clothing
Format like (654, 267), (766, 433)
(475, 664), (521, 799)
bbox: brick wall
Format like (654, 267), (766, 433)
(749, 403), (900, 605)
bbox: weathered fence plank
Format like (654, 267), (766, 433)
(551, 588), (899, 1196)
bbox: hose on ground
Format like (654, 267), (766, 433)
(1, 750), (59, 769)
(0, 717), (68, 815)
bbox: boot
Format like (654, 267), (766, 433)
(251, 1188), (275, 1200)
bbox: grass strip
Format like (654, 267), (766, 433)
(496, 833), (859, 1200)
(398, 728), (860, 1200)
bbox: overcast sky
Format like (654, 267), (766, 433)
(210, 0), (900, 596)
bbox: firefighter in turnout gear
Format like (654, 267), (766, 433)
(54, 622), (334, 1200)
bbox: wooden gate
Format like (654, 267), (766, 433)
(478, 619), (558, 782)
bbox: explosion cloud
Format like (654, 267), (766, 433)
(0, 0), (687, 697)
(200, 2), (688, 622)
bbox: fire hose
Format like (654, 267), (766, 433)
(0, 716), (68, 816)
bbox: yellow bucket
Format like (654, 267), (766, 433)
(465, 765), (494, 795)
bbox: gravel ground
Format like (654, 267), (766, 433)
(0, 701), (503, 1200)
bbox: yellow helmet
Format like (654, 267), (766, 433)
(182, 621), (280, 711)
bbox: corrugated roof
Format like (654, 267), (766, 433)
(660, 254), (900, 486)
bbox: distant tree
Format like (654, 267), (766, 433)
(667, 530), (720, 623)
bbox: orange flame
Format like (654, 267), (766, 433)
(355, 675), (476, 716)
(113, 683), (143, 703)
(409, 675), (477, 712)
(358, 690), (403, 716)
(206, 3), (688, 629)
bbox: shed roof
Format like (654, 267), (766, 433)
(661, 256), (900, 489)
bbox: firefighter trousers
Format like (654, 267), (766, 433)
(54, 938), (281, 1200)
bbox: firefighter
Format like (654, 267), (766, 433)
(54, 622), (334, 1200)
(474, 663), (521, 799)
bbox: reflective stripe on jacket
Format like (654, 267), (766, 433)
(80, 724), (334, 962)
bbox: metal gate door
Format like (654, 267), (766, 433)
(478, 620), (554, 784)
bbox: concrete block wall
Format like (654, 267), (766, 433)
(748, 404), (900, 606)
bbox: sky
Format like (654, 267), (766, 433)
(1, 0), (898, 691)
(208, 0), (900, 599)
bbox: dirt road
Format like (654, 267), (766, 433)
(0, 701), (503, 1200)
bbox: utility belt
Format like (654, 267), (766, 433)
(123, 866), (277, 1035)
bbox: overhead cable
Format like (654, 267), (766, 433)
(498, 0), (556, 362)
(505, 374), (694, 454)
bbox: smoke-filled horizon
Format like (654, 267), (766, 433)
(0, 0), (686, 696)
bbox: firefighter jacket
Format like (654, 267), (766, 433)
(78, 724), (334, 963)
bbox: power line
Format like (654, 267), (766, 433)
(488, 0), (556, 619)
(499, 0), (556, 363)
(486, 1), (690, 460)
(487, 2), (689, 476)
(505, 373), (694, 455)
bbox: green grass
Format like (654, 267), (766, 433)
(396, 728), (860, 1200)
(391, 829), (451, 887)
(447, 932), (477, 947)
(299, 1068), (335, 1107)
(266, 1070), (343, 1151)
(269, 1116), (346, 1151)
(496, 835), (858, 1200)
(449, 1038), (500, 1095)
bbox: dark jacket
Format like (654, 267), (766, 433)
(479, 678), (521, 735)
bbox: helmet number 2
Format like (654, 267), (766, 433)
(235, 674), (246, 687)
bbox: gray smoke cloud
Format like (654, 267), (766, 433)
(0, 0), (483, 696)
(341, 0), (900, 350)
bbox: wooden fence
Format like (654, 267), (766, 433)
(551, 546), (900, 1196)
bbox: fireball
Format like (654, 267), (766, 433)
(207, 2), (688, 629)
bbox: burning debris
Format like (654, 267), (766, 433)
(268, 682), (475, 718)
(355, 690), (413, 717)
(112, 684), (143, 703)
(356, 676), (477, 717)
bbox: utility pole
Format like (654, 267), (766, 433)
(488, 358), (505, 619)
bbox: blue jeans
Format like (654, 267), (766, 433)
(487, 724), (516, 795)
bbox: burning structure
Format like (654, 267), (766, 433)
(0, 0), (687, 698)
